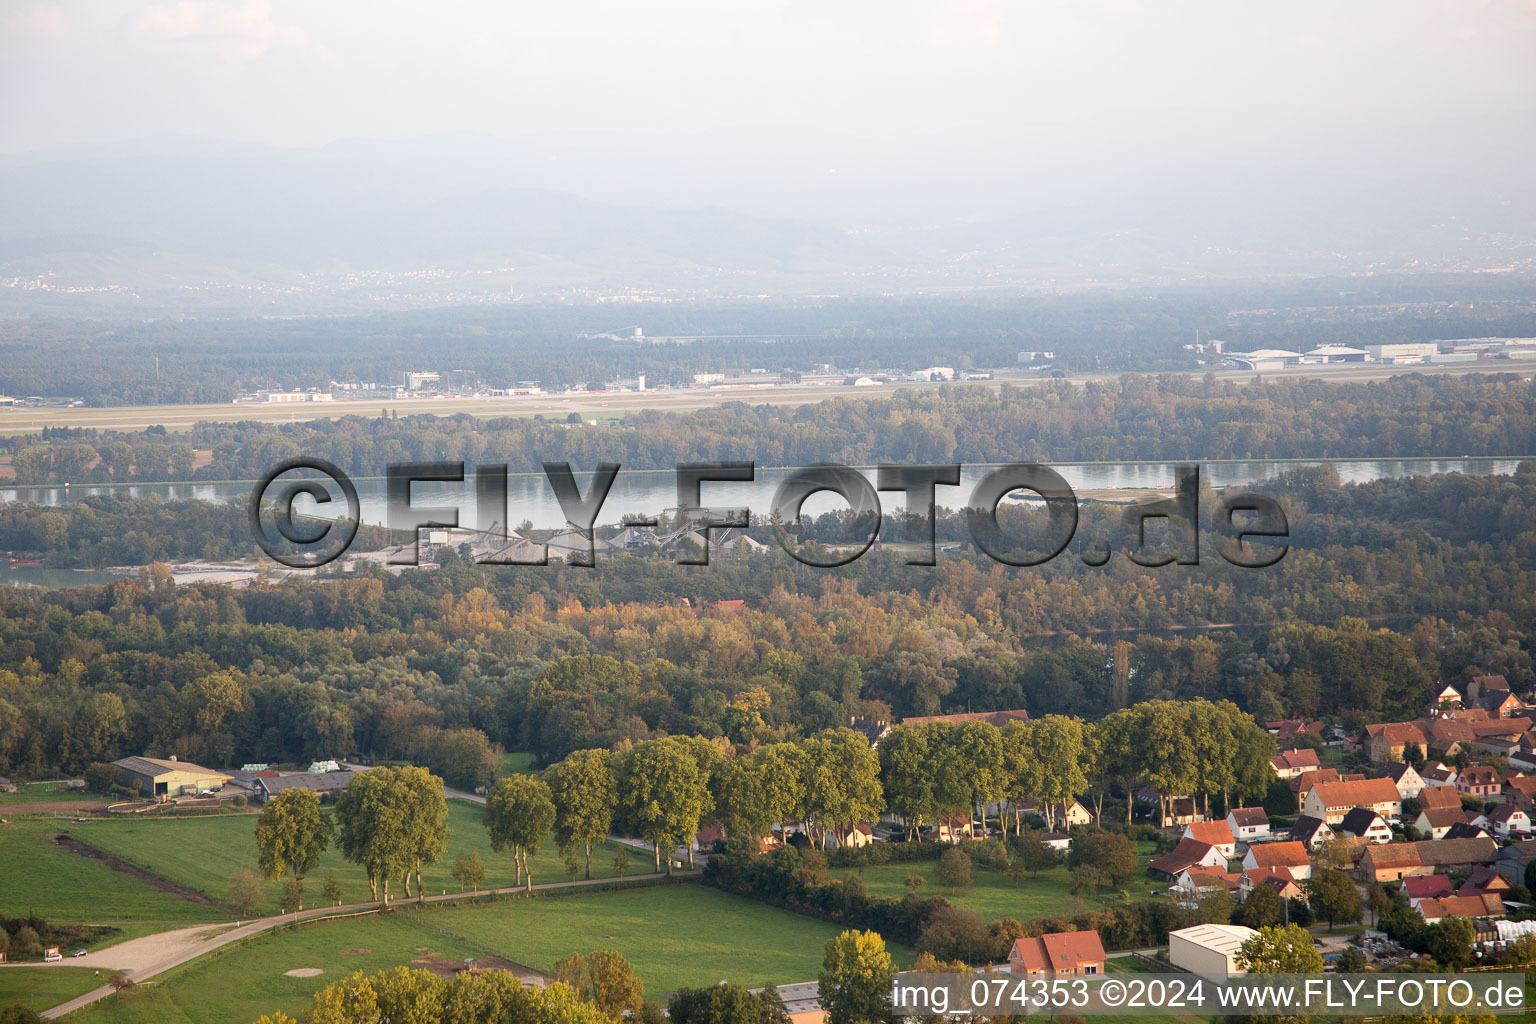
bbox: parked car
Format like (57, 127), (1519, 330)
(72, 949), (87, 957)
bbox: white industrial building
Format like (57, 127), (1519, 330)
(908, 366), (955, 382)
(1304, 345), (1368, 363)
(1365, 343), (1437, 364)
(1168, 924), (1258, 975)
(1227, 349), (1302, 371)
(252, 390), (334, 404)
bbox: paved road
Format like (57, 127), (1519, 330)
(3, 869), (692, 1020)
(440, 778), (675, 863)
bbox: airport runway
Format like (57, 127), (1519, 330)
(2, 358), (1532, 435)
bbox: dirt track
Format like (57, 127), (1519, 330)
(54, 834), (216, 905)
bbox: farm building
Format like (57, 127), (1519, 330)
(251, 769), (357, 803)
(111, 756), (228, 799)
(1168, 924), (1258, 975)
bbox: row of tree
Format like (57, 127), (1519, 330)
(255, 766), (449, 906)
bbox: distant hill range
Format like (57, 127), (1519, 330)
(2, 123), (1534, 312)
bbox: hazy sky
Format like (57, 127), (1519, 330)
(3, 0), (1535, 153)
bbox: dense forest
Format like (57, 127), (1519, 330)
(1, 466), (1531, 782)
(5, 374), (1536, 487)
(3, 378), (1535, 791)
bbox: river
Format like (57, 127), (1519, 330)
(1, 457), (1525, 532)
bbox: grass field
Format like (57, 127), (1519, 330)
(832, 842), (1165, 924)
(76, 798), (643, 915)
(0, 967), (104, 1013)
(0, 819), (224, 931)
(67, 913), (483, 1024)
(0, 781), (110, 808)
(499, 752), (536, 776)
(408, 883), (913, 996)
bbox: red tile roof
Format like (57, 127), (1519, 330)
(1270, 749), (1321, 771)
(1011, 931), (1107, 974)
(1149, 838), (1221, 876)
(1419, 893), (1504, 921)
(1185, 820), (1236, 847)
(1420, 786), (1461, 809)
(1246, 841), (1310, 869)
(1403, 875), (1452, 900)
(1309, 777), (1402, 809)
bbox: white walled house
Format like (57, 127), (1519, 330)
(1227, 807), (1271, 843)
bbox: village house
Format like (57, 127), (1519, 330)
(1291, 768), (1341, 807)
(1174, 865), (1242, 900)
(1242, 840), (1312, 881)
(1468, 674), (1512, 701)
(1227, 807), (1271, 844)
(1267, 718), (1326, 740)
(1149, 838), (1228, 881)
(1420, 763), (1459, 789)
(1040, 832), (1072, 853)
(1241, 867), (1305, 904)
(927, 812), (976, 843)
(1359, 843), (1430, 883)
(836, 822), (877, 849)
(1481, 692), (1526, 718)
(1017, 798), (1093, 829)
(1504, 775), (1536, 811)
(1337, 807), (1394, 844)
(1487, 803), (1531, 838)
(1403, 874), (1454, 908)
(1135, 787), (1205, 828)
(1289, 815), (1333, 849)
(1433, 684), (1464, 712)
(1418, 893), (1505, 924)
(1008, 931), (1106, 978)
(848, 717), (892, 747)
(1428, 715), (1530, 761)
(1303, 777), (1403, 824)
(1467, 674), (1524, 717)
(1269, 748), (1321, 780)
(1414, 806), (1473, 841)
(1419, 784), (1462, 810)
(1446, 820), (1493, 841)
(1457, 765), (1503, 799)
(1458, 866), (1513, 898)
(1183, 819), (1238, 859)
(1363, 723), (1428, 763)
(1376, 762), (1425, 801)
